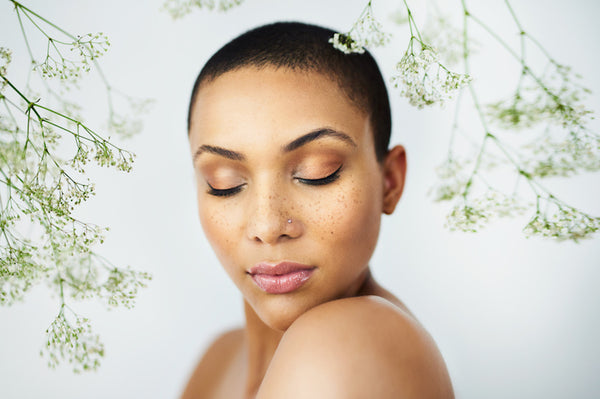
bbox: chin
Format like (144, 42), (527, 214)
(252, 293), (321, 332)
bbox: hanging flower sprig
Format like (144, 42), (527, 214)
(328, 0), (599, 242)
(433, 0), (600, 241)
(328, 0), (391, 54)
(389, 0), (471, 108)
(2, 1), (151, 372)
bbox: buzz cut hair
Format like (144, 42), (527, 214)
(187, 21), (392, 162)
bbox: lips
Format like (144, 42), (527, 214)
(248, 262), (315, 294)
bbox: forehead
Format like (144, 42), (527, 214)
(188, 67), (373, 154)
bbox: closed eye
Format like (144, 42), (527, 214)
(296, 165), (343, 186)
(206, 182), (245, 197)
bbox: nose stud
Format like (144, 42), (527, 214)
(287, 219), (292, 224)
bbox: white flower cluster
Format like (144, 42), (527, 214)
(329, 3), (391, 54)
(524, 205), (600, 242)
(524, 129), (600, 178)
(446, 191), (527, 232)
(72, 33), (110, 61)
(0, 47), (11, 92)
(102, 267), (152, 308)
(431, 158), (469, 201)
(33, 32), (110, 83)
(41, 312), (104, 373)
(0, 243), (43, 305)
(391, 45), (472, 108)
(163, 0), (244, 18)
(488, 62), (593, 131)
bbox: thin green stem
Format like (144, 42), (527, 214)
(460, 0), (536, 198)
(10, 1), (77, 41)
(402, 0), (423, 42)
(448, 88), (464, 159)
(1, 75), (31, 105)
(466, 12), (566, 109)
(14, 6), (35, 62)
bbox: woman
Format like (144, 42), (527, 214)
(182, 21), (454, 398)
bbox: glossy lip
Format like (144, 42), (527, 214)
(248, 262), (316, 294)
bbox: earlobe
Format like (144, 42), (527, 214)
(382, 145), (407, 215)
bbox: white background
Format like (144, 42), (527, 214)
(1, 0), (599, 398)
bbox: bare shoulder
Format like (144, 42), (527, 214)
(180, 327), (244, 399)
(256, 296), (454, 399)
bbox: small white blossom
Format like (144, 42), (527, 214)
(329, 2), (391, 54)
(487, 62), (593, 130)
(0, 243), (44, 305)
(0, 47), (11, 92)
(391, 44), (472, 108)
(523, 129), (600, 178)
(33, 33), (110, 84)
(3, 3), (151, 374)
(524, 205), (600, 242)
(446, 191), (527, 232)
(431, 158), (469, 201)
(41, 312), (104, 373)
(101, 267), (152, 308)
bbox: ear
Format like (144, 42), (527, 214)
(382, 145), (407, 215)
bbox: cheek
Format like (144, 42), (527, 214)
(304, 174), (382, 260)
(197, 192), (241, 267)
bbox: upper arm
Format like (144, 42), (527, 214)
(256, 296), (454, 399)
(180, 328), (243, 399)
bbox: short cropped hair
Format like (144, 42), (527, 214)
(187, 21), (391, 162)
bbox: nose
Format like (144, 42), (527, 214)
(245, 186), (302, 244)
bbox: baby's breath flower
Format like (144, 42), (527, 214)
(0, 242), (45, 305)
(329, 33), (365, 55)
(2, 2), (151, 373)
(523, 129), (600, 178)
(431, 158), (469, 201)
(0, 47), (12, 92)
(487, 63), (593, 130)
(446, 203), (488, 233)
(162, 0), (244, 18)
(446, 191), (527, 232)
(101, 267), (152, 308)
(329, 2), (391, 54)
(391, 42), (471, 108)
(41, 311), (104, 373)
(32, 33), (110, 84)
(72, 33), (110, 60)
(524, 205), (600, 242)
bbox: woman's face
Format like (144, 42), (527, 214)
(189, 67), (391, 331)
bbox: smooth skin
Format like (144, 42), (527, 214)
(183, 66), (454, 398)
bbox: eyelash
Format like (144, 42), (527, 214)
(295, 164), (343, 186)
(206, 165), (342, 197)
(206, 183), (245, 197)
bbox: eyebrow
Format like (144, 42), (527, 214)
(193, 127), (356, 163)
(194, 145), (245, 162)
(282, 128), (357, 152)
